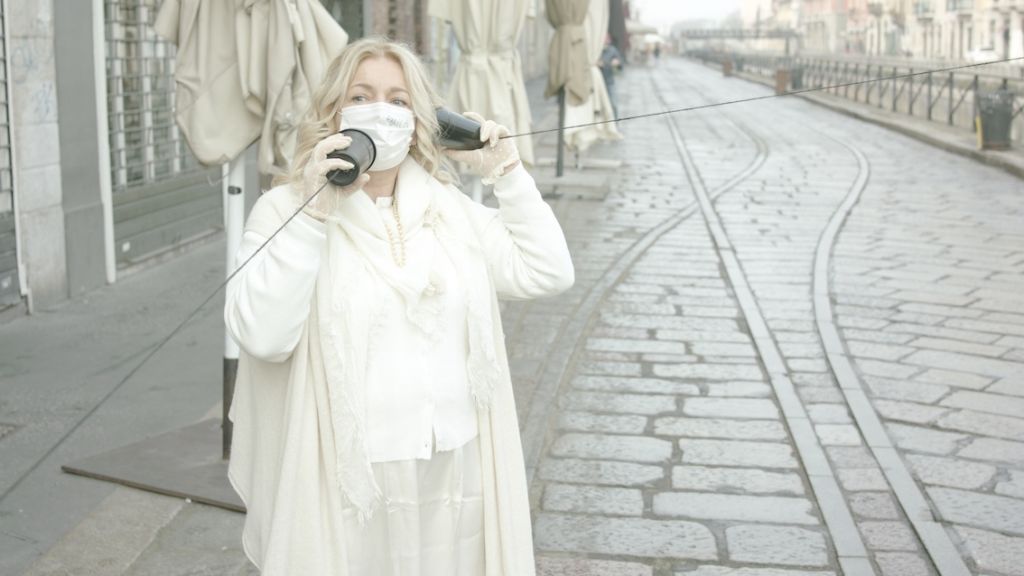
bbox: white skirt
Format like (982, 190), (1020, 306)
(341, 438), (485, 576)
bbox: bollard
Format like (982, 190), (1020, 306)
(723, 59), (734, 77)
(775, 68), (790, 95)
(975, 89), (1014, 150)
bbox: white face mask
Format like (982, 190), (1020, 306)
(339, 102), (415, 172)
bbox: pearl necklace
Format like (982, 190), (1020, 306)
(382, 194), (406, 267)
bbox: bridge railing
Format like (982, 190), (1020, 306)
(686, 50), (1024, 146)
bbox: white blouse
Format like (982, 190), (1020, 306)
(224, 166), (573, 464)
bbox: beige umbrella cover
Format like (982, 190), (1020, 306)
(154, 0), (262, 167)
(155, 0), (347, 175)
(564, 0), (622, 151)
(236, 0), (348, 176)
(544, 0), (592, 106)
(430, 0), (535, 165)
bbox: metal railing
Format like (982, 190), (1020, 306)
(694, 50), (1023, 145)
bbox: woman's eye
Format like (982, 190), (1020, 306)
(391, 98), (408, 107)
(351, 95), (367, 103)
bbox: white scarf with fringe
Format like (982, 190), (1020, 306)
(314, 159), (500, 521)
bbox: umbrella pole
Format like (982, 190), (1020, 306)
(556, 87), (566, 177)
(222, 157), (246, 460)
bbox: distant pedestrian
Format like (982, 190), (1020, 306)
(599, 34), (623, 119)
(224, 37), (574, 575)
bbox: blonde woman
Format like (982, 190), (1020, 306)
(224, 37), (573, 575)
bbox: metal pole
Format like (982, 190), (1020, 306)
(948, 71), (955, 125)
(556, 87), (566, 178)
(222, 157), (246, 459)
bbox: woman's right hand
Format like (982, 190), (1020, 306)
(301, 133), (371, 221)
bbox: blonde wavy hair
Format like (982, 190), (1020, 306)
(279, 36), (453, 188)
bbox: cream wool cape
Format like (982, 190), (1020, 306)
(227, 159), (572, 575)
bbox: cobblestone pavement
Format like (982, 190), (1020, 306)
(526, 58), (1024, 576)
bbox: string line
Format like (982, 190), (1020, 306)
(501, 55), (1024, 140)
(78, 54), (1024, 448)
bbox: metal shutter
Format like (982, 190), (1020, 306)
(105, 0), (221, 268)
(0, 0), (19, 306)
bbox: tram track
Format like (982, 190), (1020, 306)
(653, 60), (975, 575)
(522, 70), (769, 488)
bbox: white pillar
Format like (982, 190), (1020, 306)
(222, 157), (246, 360)
(93, 0), (115, 284)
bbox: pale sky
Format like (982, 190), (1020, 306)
(631, 0), (742, 33)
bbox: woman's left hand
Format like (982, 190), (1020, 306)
(444, 112), (521, 184)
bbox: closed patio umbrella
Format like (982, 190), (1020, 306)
(155, 0), (348, 176)
(430, 0), (535, 165)
(563, 0), (622, 152)
(154, 0), (347, 456)
(544, 0), (591, 105)
(544, 0), (591, 176)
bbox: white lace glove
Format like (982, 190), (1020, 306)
(444, 112), (521, 185)
(300, 133), (371, 221)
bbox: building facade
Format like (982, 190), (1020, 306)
(1, 0), (554, 320)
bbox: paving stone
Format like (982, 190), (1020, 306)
(579, 360), (643, 376)
(788, 359), (829, 373)
(959, 437), (1024, 464)
(653, 363), (765, 381)
(533, 514), (717, 560)
(873, 399), (949, 424)
(683, 398), (779, 419)
(825, 446), (877, 468)
(542, 484), (644, 516)
(564, 391), (677, 415)
(691, 342), (758, 357)
(905, 454), (996, 489)
(909, 337), (1009, 358)
(671, 465), (804, 495)
(653, 417), (788, 441)
(954, 526), (1024, 576)
(706, 381), (774, 397)
(559, 411), (648, 434)
(676, 568), (834, 576)
(863, 375), (949, 404)
(572, 376), (701, 396)
(941, 390), (1024, 418)
(988, 378), (1024, 397)
(856, 359), (921, 379)
(550, 434), (673, 463)
(815, 424), (862, 446)
(587, 338), (689, 355)
(904, 350), (1024, 379)
(995, 470), (1024, 499)
(726, 525), (828, 567)
(537, 557), (653, 576)
(799, 387), (846, 403)
(887, 423), (969, 455)
(654, 492), (816, 524)
(874, 552), (931, 576)
(538, 458), (664, 487)
(937, 409), (1024, 441)
(656, 330), (751, 343)
(836, 468), (889, 491)
(680, 439), (799, 469)
(848, 492), (900, 520)
(843, 329), (914, 345)
(858, 521), (918, 551)
(914, 368), (993, 390)
(929, 487), (1024, 536)
(807, 404), (852, 424)
(847, 341), (914, 361)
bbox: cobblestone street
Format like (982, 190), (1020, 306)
(4, 56), (1024, 576)
(518, 58), (1024, 576)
